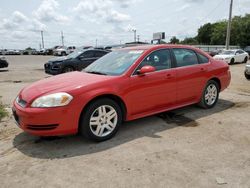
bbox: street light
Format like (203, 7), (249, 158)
(132, 29), (136, 42)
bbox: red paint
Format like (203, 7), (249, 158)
(13, 45), (231, 136)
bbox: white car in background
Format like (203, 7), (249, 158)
(54, 46), (76, 56)
(213, 49), (249, 64)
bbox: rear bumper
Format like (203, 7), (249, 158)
(220, 70), (231, 91)
(12, 101), (79, 136)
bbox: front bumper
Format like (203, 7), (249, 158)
(44, 63), (62, 75)
(12, 101), (79, 136)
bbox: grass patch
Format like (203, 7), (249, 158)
(0, 97), (8, 121)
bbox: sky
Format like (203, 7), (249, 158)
(0, 0), (250, 49)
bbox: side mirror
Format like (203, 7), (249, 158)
(137, 65), (156, 75)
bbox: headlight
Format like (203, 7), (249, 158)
(31, 92), (73, 108)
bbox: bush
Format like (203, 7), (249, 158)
(0, 97), (8, 121)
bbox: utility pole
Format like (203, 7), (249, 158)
(61, 31), (64, 47)
(225, 0), (233, 50)
(41, 30), (44, 49)
(132, 29), (136, 42)
(137, 35), (140, 42)
(95, 39), (98, 48)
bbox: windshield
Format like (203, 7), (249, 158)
(221, 50), (235, 55)
(66, 49), (84, 59)
(84, 50), (144, 76)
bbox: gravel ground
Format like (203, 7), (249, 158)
(0, 55), (250, 188)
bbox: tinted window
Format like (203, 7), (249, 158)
(197, 53), (209, 64)
(173, 48), (199, 67)
(95, 51), (108, 57)
(81, 51), (94, 58)
(136, 49), (172, 72)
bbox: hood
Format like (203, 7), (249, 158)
(214, 54), (234, 59)
(19, 71), (115, 104)
(48, 56), (69, 62)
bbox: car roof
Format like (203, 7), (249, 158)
(121, 44), (199, 51)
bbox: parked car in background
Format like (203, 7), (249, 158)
(245, 63), (250, 80)
(244, 46), (250, 57)
(53, 46), (76, 56)
(4, 49), (21, 55)
(13, 45), (231, 141)
(0, 56), (8, 68)
(209, 49), (224, 57)
(213, 49), (249, 64)
(44, 49), (110, 75)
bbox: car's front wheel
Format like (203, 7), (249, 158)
(79, 98), (122, 142)
(230, 58), (235, 64)
(198, 80), (219, 109)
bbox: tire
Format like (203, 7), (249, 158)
(61, 52), (66, 56)
(229, 58), (235, 64)
(79, 98), (122, 142)
(245, 71), (250, 80)
(243, 57), (248, 64)
(198, 80), (219, 109)
(62, 66), (74, 73)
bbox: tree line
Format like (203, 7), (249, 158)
(169, 14), (250, 47)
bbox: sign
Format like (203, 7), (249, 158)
(153, 32), (165, 40)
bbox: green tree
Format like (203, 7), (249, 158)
(181, 37), (198, 45)
(197, 23), (213, 44)
(169, 36), (180, 44)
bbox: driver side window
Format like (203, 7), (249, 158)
(135, 49), (172, 73)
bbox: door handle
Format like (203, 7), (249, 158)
(200, 68), (206, 72)
(166, 74), (174, 79)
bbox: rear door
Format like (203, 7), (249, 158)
(172, 48), (209, 105)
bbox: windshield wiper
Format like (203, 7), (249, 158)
(85, 71), (107, 75)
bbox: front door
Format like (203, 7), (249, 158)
(127, 49), (177, 116)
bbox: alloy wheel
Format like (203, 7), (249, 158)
(205, 84), (218, 105)
(89, 105), (118, 137)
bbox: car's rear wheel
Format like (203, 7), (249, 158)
(198, 80), (219, 109)
(245, 71), (250, 80)
(243, 57), (248, 64)
(79, 98), (122, 142)
(63, 66), (74, 73)
(230, 58), (235, 64)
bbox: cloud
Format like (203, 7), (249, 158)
(33, 0), (69, 23)
(73, 0), (131, 26)
(107, 10), (131, 23)
(111, 0), (142, 8)
(1, 11), (28, 30)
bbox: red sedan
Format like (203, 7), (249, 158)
(12, 45), (231, 141)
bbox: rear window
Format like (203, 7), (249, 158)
(173, 48), (199, 67)
(197, 53), (209, 64)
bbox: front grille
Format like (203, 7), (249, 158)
(26, 124), (59, 131)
